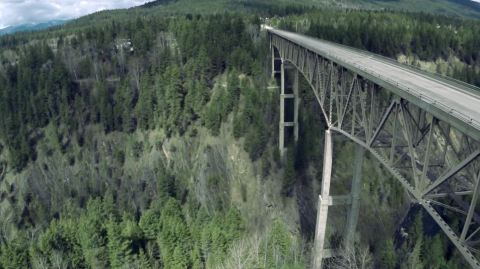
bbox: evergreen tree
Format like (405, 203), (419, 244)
(106, 217), (132, 268)
(78, 198), (108, 268)
(136, 74), (154, 130)
(404, 239), (424, 269)
(380, 239), (396, 269)
(424, 235), (446, 269)
(0, 234), (29, 269)
(96, 81), (114, 132)
(163, 65), (184, 135)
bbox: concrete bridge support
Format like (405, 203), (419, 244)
(313, 129), (333, 269)
(275, 57), (299, 157)
(313, 133), (364, 269)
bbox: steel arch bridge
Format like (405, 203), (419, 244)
(268, 27), (480, 268)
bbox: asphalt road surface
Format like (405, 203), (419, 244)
(268, 27), (480, 132)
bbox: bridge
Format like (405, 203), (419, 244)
(267, 27), (480, 268)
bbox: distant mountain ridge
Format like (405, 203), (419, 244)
(2, 0), (479, 37)
(0, 20), (68, 36)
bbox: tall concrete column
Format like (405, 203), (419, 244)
(294, 69), (300, 142)
(279, 63), (299, 158)
(271, 48), (276, 78)
(279, 60), (286, 157)
(313, 129), (334, 269)
(345, 144), (364, 250)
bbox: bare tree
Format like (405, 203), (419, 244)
(217, 233), (264, 269)
(130, 57), (143, 91)
(51, 250), (68, 269)
(327, 246), (373, 269)
(31, 256), (50, 269)
(62, 45), (79, 80)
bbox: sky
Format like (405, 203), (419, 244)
(0, 0), (151, 29)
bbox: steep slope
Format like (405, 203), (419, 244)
(72, 0), (480, 27)
(0, 2), (479, 268)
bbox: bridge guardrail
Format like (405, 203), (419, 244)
(294, 29), (480, 95)
(270, 28), (480, 134)
(346, 58), (480, 131)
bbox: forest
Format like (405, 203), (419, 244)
(273, 9), (480, 86)
(0, 1), (480, 268)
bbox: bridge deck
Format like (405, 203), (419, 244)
(268, 28), (480, 138)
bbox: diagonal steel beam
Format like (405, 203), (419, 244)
(423, 150), (480, 196)
(461, 172), (480, 241)
(360, 83), (370, 142)
(426, 191), (474, 199)
(339, 74), (357, 128)
(331, 125), (480, 268)
(467, 226), (480, 242)
(420, 117), (435, 191)
(368, 83), (376, 141)
(389, 103), (399, 164)
(368, 100), (397, 147)
(400, 102), (420, 189)
(428, 199), (468, 215)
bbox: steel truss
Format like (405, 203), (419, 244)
(270, 33), (480, 268)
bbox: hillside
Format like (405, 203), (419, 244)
(66, 0), (480, 28)
(2, 0), (479, 39)
(134, 0), (480, 18)
(0, 1), (480, 269)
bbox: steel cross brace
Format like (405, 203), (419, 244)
(270, 35), (480, 268)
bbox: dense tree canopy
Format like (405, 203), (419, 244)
(0, 3), (478, 269)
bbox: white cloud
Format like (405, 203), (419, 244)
(0, 0), (149, 28)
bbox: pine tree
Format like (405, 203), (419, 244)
(106, 217), (132, 268)
(171, 246), (188, 269)
(78, 198), (108, 268)
(0, 234), (29, 269)
(164, 65), (184, 135)
(380, 239), (396, 269)
(226, 70), (241, 112)
(410, 211), (424, 246)
(136, 250), (152, 269)
(424, 235), (445, 269)
(404, 239), (424, 269)
(139, 207), (161, 240)
(136, 74), (154, 130)
(96, 81), (114, 132)
(158, 199), (191, 268)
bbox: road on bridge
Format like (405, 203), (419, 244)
(267, 27), (480, 137)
